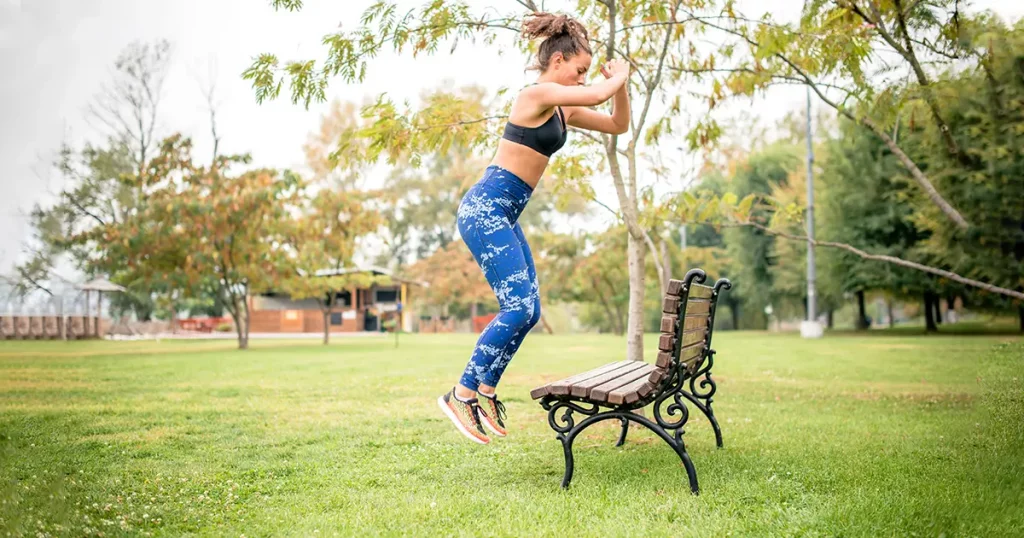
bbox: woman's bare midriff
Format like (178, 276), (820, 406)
(490, 138), (551, 189)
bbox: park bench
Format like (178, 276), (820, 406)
(530, 268), (731, 494)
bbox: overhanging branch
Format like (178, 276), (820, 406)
(731, 221), (1024, 301)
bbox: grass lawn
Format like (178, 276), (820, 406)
(1, 331), (1022, 537)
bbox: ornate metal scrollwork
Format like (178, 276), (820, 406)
(684, 268), (708, 287)
(688, 350), (718, 400)
(653, 373), (691, 431)
(542, 399), (600, 435)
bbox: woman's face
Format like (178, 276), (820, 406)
(547, 51), (593, 86)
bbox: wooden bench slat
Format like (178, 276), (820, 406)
(569, 361), (650, 398)
(660, 314), (678, 333)
(590, 364), (655, 401)
(685, 298), (711, 315)
(646, 367), (668, 387)
(607, 374), (656, 404)
(662, 296), (681, 314)
(667, 279), (685, 296)
(681, 327), (706, 347)
(629, 382), (659, 404)
(688, 284), (714, 299)
(656, 340), (706, 370)
(682, 315), (709, 331)
(656, 351), (673, 369)
(535, 361), (634, 398)
(530, 360), (632, 399)
(681, 341), (704, 362)
(658, 333), (676, 352)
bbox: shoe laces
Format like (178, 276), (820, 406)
(482, 394), (506, 422)
(454, 392), (483, 426)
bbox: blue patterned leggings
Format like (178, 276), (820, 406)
(456, 166), (541, 392)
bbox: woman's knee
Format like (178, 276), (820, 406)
(498, 308), (532, 332)
(527, 298), (542, 330)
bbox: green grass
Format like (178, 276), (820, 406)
(2, 331), (1022, 537)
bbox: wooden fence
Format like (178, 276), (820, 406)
(0, 315), (107, 340)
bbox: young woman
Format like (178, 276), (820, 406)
(438, 12), (631, 444)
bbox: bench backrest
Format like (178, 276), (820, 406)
(651, 269), (730, 390)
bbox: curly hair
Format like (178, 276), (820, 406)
(521, 12), (592, 71)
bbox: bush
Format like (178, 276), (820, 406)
(215, 322), (233, 333)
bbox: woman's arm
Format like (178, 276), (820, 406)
(522, 74), (627, 108)
(565, 80), (630, 135)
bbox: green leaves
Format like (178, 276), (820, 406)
(242, 54), (282, 105)
(271, 0), (304, 12)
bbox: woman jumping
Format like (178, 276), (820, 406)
(438, 12), (632, 444)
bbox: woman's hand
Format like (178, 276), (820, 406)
(601, 59), (630, 80)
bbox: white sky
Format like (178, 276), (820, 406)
(1, 0), (1021, 274)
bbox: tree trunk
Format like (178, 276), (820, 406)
(887, 296), (895, 329)
(239, 289), (251, 349)
(232, 303), (247, 350)
(933, 296), (942, 325)
(626, 233), (646, 362)
(826, 309), (834, 329)
(924, 292), (938, 333)
(660, 238), (671, 294)
(470, 302), (478, 322)
(540, 315), (554, 334)
(322, 309), (330, 345)
(855, 290), (869, 330)
(1018, 305), (1023, 334)
(730, 299), (740, 330)
(946, 295), (957, 324)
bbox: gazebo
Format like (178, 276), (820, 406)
(78, 278), (126, 339)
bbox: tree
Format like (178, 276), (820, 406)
(278, 188), (382, 345)
(87, 135), (300, 349)
(406, 240), (493, 320)
(246, 0), (735, 361)
(304, 100), (371, 190)
(898, 18), (1024, 328)
(247, 1), (1024, 341)
(16, 40), (174, 319)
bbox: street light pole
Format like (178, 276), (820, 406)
(801, 85), (823, 338)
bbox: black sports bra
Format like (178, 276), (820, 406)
(502, 107), (567, 157)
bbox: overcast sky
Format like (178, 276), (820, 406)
(2, 0), (1021, 275)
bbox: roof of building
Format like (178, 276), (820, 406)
(310, 266), (428, 287)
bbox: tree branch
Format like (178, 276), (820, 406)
(569, 127), (627, 156)
(847, 0), (965, 161)
(630, 0), (679, 148)
(420, 115), (507, 131)
(733, 221), (1024, 301)
(642, 229), (667, 293)
(691, 15), (969, 229)
(64, 194), (107, 227)
(512, 0), (538, 11)
(670, 66), (860, 100)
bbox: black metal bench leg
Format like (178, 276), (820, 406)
(672, 431), (701, 494)
(680, 390), (723, 448)
(615, 417), (628, 447)
(559, 434), (575, 488)
(551, 408), (700, 494)
(706, 402), (723, 449)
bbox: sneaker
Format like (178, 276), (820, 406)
(437, 388), (490, 445)
(477, 392), (507, 437)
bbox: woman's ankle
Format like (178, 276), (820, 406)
(454, 384), (477, 400)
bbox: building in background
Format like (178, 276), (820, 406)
(249, 266), (424, 334)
